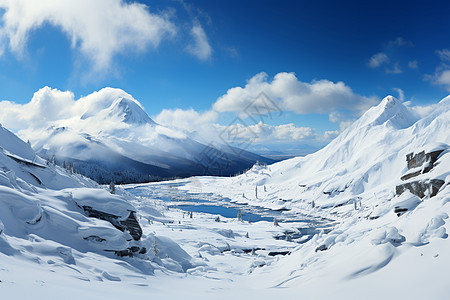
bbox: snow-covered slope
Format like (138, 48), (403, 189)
(0, 124), (195, 284)
(22, 87), (272, 183)
(177, 95), (450, 295)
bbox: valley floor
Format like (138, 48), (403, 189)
(2, 177), (449, 300)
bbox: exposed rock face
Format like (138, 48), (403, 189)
(113, 246), (147, 257)
(402, 149), (444, 180)
(396, 179), (445, 199)
(396, 148), (446, 199)
(81, 206), (142, 241)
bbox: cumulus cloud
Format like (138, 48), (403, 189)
(368, 52), (389, 68)
(239, 122), (315, 142)
(213, 72), (378, 115)
(426, 49), (450, 91)
(213, 121), (337, 149)
(186, 22), (212, 61)
(0, 87), (75, 129)
(154, 108), (218, 132)
(154, 107), (325, 145)
(0, 0), (176, 70)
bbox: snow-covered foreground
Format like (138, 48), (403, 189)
(1, 95), (450, 299)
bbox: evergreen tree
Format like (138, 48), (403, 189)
(109, 181), (116, 194)
(153, 238), (159, 257)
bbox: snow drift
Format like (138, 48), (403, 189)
(0, 124), (195, 280)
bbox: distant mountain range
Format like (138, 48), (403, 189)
(26, 88), (273, 183)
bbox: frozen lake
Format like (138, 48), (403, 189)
(126, 182), (314, 223)
(125, 181), (333, 244)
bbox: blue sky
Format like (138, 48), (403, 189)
(0, 0), (449, 154)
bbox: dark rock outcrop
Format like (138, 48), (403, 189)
(396, 179), (445, 199)
(396, 148), (446, 199)
(81, 206), (142, 240)
(401, 149), (444, 181)
(113, 246), (147, 257)
(315, 244), (327, 252)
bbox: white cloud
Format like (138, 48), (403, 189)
(385, 63), (403, 74)
(324, 130), (339, 140)
(0, 0), (176, 70)
(213, 72), (379, 115)
(154, 108), (322, 144)
(407, 103), (438, 118)
(426, 49), (450, 91)
(408, 60), (418, 69)
(368, 52), (389, 68)
(154, 108), (218, 132)
(186, 22), (212, 61)
(328, 111), (356, 131)
(0, 85), (346, 154)
(392, 88), (405, 101)
(213, 121), (336, 147)
(0, 86), (143, 133)
(435, 70), (450, 87)
(244, 122), (315, 142)
(153, 106), (343, 147)
(0, 86), (75, 129)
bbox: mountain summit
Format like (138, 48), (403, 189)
(356, 95), (418, 129)
(79, 87), (156, 126)
(107, 97), (156, 125)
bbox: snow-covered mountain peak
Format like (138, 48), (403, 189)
(107, 96), (156, 125)
(78, 88), (156, 126)
(355, 95), (417, 130)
